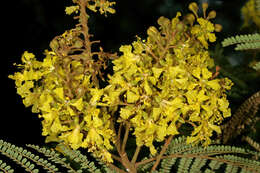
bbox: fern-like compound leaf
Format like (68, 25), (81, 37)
(0, 159), (14, 173)
(208, 160), (224, 171)
(0, 140), (39, 173)
(53, 143), (102, 173)
(221, 90), (260, 144)
(158, 136), (260, 173)
(225, 164), (239, 173)
(159, 158), (177, 173)
(242, 136), (260, 152)
(137, 157), (155, 173)
(222, 33), (260, 50)
(189, 158), (207, 172)
(177, 157), (193, 173)
(27, 144), (75, 172)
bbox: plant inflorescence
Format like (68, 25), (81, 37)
(7, 0), (260, 172)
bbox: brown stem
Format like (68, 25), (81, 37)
(78, 0), (91, 54)
(77, 0), (102, 87)
(111, 154), (122, 163)
(159, 31), (176, 60)
(150, 135), (173, 172)
(119, 152), (137, 173)
(146, 48), (159, 62)
(136, 157), (156, 168)
(122, 122), (130, 153)
(131, 146), (141, 164)
(108, 163), (128, 173)
(90, 40), (101, 45)
(116, 123), (123, 153)
(113, 122), (137, 173)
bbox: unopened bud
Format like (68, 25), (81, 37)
(185, 13), (195, 25)
(157, 16), (170, 27)
(214, 24), (222, 32)
(207, 10), (216, 19)
(202, 2), (208, 18)
(188, 2), (199, 18)
(202, 3), (209, 11)
(176, 22), (185, 31)
(147, 26), (159, 37)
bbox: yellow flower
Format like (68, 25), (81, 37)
(21, 51), (35, 63)
(241, 0), (260, 28)
(101, 150), (113, 163)
(191, 18), (216, 48)
(16, 81), (34, 98)
(53, 87), (64, 100)
(67, 125), (83, 149)
(65, 6), (79, 15)
(126, 90), (140, 103)
(86, 0), (116, 15)
(9, 2), (233, 161)
(70, 98), (84, 111)
(120, 106), (134, 120)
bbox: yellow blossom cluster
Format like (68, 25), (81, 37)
(86, 0), (116, 15)
(99, 3), (232, 154)
(241, 0), (260, 28)
(66, 0), (116, 16)
(9, 1), (233, 163)
(65, 5), (80, 15)
(191, 18), (216, 48)
(9, 0), (117, 163)
(9, 42), (115, 163)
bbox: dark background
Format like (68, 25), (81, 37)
(1, 0), (245, 146)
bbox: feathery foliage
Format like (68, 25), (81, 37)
(1, 136), (259, 173)
(222, 33), (260, 50)
(220, 90), (260, 144)
(0, 139), (107, 173)
(137, 136), (260, 173)
(242, 136), (260, 153)
(0, 159), (14, 173)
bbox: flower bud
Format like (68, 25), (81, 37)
(202, 2), (209, 11)
(185, 13), (195, 25)
(176, 22), (185, 31)
(214, 24), (222, 32)
(188, 2), (199, 18)
(157, 16), (170, 27)
(207, 10), (216, 19)
(147, 26), (159, 38)
(202, 2), (208, 18)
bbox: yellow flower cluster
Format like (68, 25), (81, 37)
(9, 45), (115, 163)
(188, 2), (218, 49)
(86, 0), (116, 15)
(65, 5), (79, 15)
(100, 4), (232, 154)
(241, 0), (260, 28)
(65, 0), (116, 16)
(10, 0), (118, 162)
(9, 1), (233, 163)
(191, 18), (216, 48)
